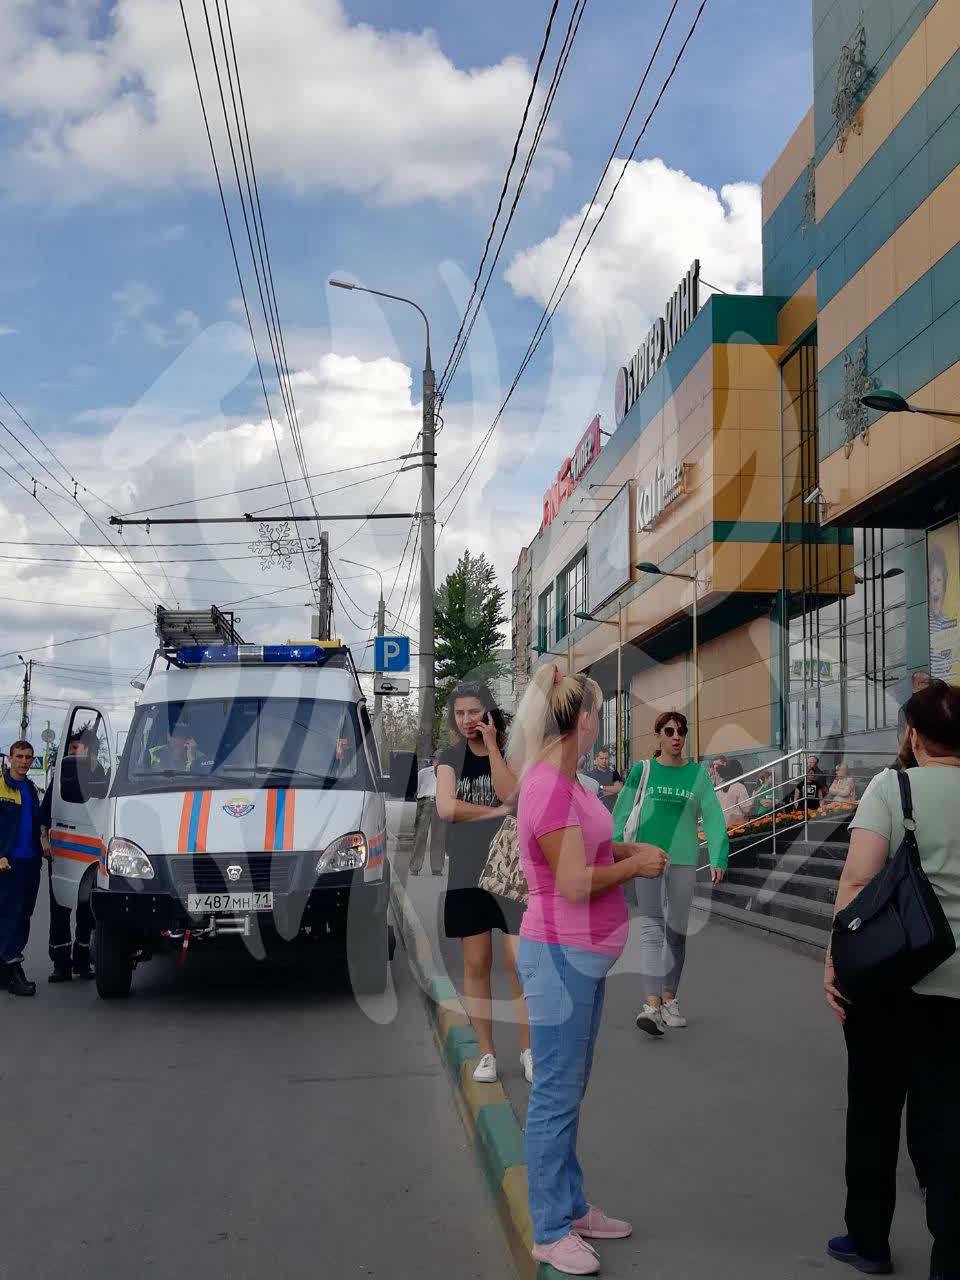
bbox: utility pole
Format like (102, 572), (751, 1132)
(315, 531), (331, 640)
(420, 351), (436, 765)
(18, 657), (32, 735)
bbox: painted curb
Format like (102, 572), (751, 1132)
(389, 879), (562, 1280)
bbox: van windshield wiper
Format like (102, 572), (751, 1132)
(216, 764), (337, 784)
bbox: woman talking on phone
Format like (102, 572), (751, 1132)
(435, 680), (532, 1084)
(613, 710), (729, 1036)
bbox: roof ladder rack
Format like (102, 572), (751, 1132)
(155, 606), (244, 648)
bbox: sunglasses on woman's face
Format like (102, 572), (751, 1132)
(662, 725), (687, 738)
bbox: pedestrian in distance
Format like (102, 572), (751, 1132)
(716, 757), (753, 828)
(898, 669), (931, 738)
(584, 746), (623, 813)
(435, 680), (532, 1085)
(39, 730), (95, 982)
(409, 754), (444, 876)
(612, 710), (729, 1036)
(824, 681), (960, 1279)
(0, 740), (46, 997)
(793, 752), (828, 811)
(508, 664), (667, 1276)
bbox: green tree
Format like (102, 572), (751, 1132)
(434, 550), (508, 744)
(379, 697), (419, 760)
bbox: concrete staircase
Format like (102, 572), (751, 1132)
(694, 821), (850, 950)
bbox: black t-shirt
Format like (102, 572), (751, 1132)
(438, 742), (503, 890)
(794, 774), (826, 810)
(586, 766), (623, 811)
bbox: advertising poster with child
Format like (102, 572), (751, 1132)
(928, 520), (960, 683)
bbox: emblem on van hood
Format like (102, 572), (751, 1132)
(223, 799), (255, 818)
(226, 865), (243, 882)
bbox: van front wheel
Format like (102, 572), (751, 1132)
(95, 920), (134, 999)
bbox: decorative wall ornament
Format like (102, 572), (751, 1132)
(249, 520), (297, 570)
(837, 340), (876, 457)
(833, 22), (871, 152)
(801, 161), (816, 236)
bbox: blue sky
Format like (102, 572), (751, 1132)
(0, 0), (812, 740)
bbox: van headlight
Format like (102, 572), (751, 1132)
(316, 832), (367, 874)
(107, 837), (155, 880)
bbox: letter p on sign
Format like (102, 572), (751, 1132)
(375, 635), (410, 673)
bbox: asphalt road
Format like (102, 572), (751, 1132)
(0, 862), (510, 1280)
(404, 865), (935, 1280)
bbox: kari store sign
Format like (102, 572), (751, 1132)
(637, 460), (690, 531)
(542, 415), (602, 529)
(614, 259), (701, 427)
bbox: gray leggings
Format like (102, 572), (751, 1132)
(634, 865), (698, 997)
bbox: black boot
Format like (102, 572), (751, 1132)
(72, 952), (94, 980)
(7, 964), (37, 997)
(48, 960), (73, 984)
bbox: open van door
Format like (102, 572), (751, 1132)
(49, 704), (114, 912)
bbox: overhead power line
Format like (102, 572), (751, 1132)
(437, 0), (710, 533)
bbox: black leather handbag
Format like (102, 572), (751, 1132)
(832, 771), (956, 999)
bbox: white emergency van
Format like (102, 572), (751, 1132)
(49, 608), (394, 999)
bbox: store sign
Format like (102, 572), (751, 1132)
(587, 482), (631, 609)
(637, 461), (689, 531)
(614, 259), (701, 427)
(542, 415), (602, 529)
(790, 658), (834, 681)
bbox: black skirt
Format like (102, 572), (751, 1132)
(443, 888), (525, 939)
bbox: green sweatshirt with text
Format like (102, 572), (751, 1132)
(612, 759), (729, 869)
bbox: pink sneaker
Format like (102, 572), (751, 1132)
(573, 1206), (633, 1239)
(531, 1231), (600, 1275)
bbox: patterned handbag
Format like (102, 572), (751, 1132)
(478, 816), (529, 908)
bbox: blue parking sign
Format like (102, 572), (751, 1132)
(375, 635), (410, 673)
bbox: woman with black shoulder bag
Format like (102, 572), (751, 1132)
(824, 681), (960, 1279)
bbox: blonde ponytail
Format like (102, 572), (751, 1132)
(506, 663), (602, 777)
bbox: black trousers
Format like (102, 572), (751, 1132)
(843, 990), (960, 1274)
(0, 856), (43, 966)
(409, 798), (444, 875)
(48, 860), (93, 966)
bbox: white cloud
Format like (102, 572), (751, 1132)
(111, 280), (204, 347)
(0, 325), (18, 337)
(505, 158), (762, 360)
(0, 0), (561, 205)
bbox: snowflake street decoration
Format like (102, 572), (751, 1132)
(801, 162), (816, 237)
(833, 23), (870, 153)
(837, 341), (876, 457)
(249, 521), (297, 570)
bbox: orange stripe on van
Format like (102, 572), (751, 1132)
(283, 790), (296, 850)
(264, 790), (277, 851)
(178, 792), (194, 853)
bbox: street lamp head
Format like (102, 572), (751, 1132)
(860, 388), (911, 414)
(635, 561), (662, 575)
(329, 278), (356, 291)
(573, 611), (594, 622)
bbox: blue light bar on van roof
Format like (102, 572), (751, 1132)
(174, 644), (344, 666)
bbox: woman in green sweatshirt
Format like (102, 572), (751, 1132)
(612, 709), (729, 1036)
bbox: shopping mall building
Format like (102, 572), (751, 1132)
(511, 0), (960, 779)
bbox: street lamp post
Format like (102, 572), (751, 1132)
(861, 389), (960, 418)
(637, 559), (702, 761)
(574, 605), (625, 773)
(330, 280), (436, 763)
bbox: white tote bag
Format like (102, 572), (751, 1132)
(621, 758), (652, 843)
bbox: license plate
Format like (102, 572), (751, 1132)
(187, 892), (274, 913)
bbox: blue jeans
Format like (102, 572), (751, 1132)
(0, 855), (42, 966)
(516, 937), (616, 1245)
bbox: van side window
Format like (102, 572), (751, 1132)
(358, 704), (383, 783)
(60, 709), (111, 804)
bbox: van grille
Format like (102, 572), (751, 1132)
(169, 856), (297, 895)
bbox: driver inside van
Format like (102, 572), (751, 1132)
(149, 723), (208, 773)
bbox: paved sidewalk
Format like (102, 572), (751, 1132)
(401, 862), (933, 1280)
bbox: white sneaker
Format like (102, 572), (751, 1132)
(635, 1004), (666, 1037)
(661, 998), (687, 1028)
(472, 1053), (498, 1083)
(520, 1049), (534, 1084)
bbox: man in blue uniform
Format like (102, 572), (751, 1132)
(0, 740), (45, 997)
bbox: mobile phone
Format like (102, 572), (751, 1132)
(481, 711), (491, 725)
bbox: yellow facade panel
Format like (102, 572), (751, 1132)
(817, 301), (847, 370)
(932, 416), (960, 455)
(740, 542), (782, 592)
(762, 108), (814, 225)
(712, 425), (741, 476)
(926, 0), (960, 82)
(865, 427), (903, 493)
(739, 389), (781, 430)
(710, 542), (741, 592)
(712, 474), (741, 521)
(933, 359), (960, 414)
(738, 477), (782, 522)
(735, 344), (782, 390)
(712, 344), (741, 389)
(701, 704), (771, 754)
(900, 415), (934, 473)
(894, 199), (932, 296)
(713, 386), (740, 432)
(816, 146), (846, 222)
(929, 165), (960, 265)
(777, 271), (818, 349)
(863, 237), (898, 331)
(891, 22), (927, 126)
(739, 430), (783, 479)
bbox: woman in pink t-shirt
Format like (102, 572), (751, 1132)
(508, 664), (666, 1276)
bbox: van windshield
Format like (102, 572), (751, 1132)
(113, 696), (373, 795)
